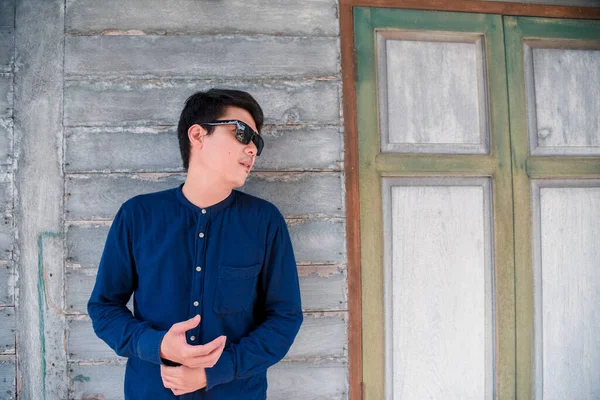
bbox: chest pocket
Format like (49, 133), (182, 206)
(213, 263), (262, 314)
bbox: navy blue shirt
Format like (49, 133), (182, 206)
(88, 184), (303, 399)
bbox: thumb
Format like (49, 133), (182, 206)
(171, 314), (200, 333)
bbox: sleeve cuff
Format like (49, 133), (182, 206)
(136, 328), (167, 365)
(205, 348), (235, 390)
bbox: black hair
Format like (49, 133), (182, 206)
(177, 88), (264, 169)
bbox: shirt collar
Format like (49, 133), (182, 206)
(175, 183), (236, 214)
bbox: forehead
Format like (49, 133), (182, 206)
(219, 106), (257, 131)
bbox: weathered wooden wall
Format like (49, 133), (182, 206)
(63, 1), (348, 398)
(4, 1), (599, 399)
(8, 0), (348, 398)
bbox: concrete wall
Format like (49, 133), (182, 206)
(0, 0), (16, 398)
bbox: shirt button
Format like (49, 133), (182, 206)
(201, 209), (207, 214)
(198, 232), (204, 238)
(190, 336), (196, 341)
(193, 301), (199, 307)
(196, 266), (202, 272)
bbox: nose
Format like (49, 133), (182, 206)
(245, 141), (257, 156)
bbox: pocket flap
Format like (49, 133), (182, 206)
(219, 263), (262, 280)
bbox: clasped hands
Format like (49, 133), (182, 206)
(159, 314), (226, 396)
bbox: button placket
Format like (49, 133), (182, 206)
(190, 209), (209, 345)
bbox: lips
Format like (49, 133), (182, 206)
(239, 160), (252, 171)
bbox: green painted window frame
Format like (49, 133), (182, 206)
(354, 7), (515, 399)
(503, 16), (600, 400)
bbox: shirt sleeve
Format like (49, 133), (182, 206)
(204, 210), (303, 389)
(87, 204), (167, 365)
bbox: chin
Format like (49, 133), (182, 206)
(231, 177), (247, 189)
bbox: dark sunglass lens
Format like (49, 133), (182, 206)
(253, 135), (264, 156)
(235, 125), (248, 144)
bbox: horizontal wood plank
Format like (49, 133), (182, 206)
(66, 0), (339, 36)
(65, 125), (342, 172)
(64, 80), (341, 126)
(242, 172), (344, 218)
(268, 359), (348, 399)
(66, 36), (339, 79)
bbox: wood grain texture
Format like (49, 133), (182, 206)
(526, 46), (600, 155)
(353, 8), (516, 399)
(65, 173), (185, 220)
(267, 359), (348, 399)
(533, 183), (600, 399)
(242, 172), (344, 218)
(64, 80), (341, 126)
(298, 268), (347, 311)
(378, 31), (488, 153)
(65, 125), (342, 173)
(384, 180), (493, 399)
(66, 0), (339, 36)
(66, 36), (339, 79)
(339, 3), (362, 398)
(505, 16), (600, 399)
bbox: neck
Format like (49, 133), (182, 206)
(182, 168), (232, 209)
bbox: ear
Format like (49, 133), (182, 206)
(188, 124), (207, 149)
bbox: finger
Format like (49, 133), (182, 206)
(189, 346), (226, 369)
(186, 336), (226, 358)
(163, 376), (181, 388)
(162, 378), (175, 389)
(171, 314), (201, 334)
(160, 365), (181, 379)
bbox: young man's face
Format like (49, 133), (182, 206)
(192, 105), (259, 189)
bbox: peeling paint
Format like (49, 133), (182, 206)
(101, 29), (145, 36)
(71, 374), (91, 384)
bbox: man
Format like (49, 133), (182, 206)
(88, 89), (303, 399)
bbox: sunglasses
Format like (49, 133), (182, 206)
(198, 119), (264, 156)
